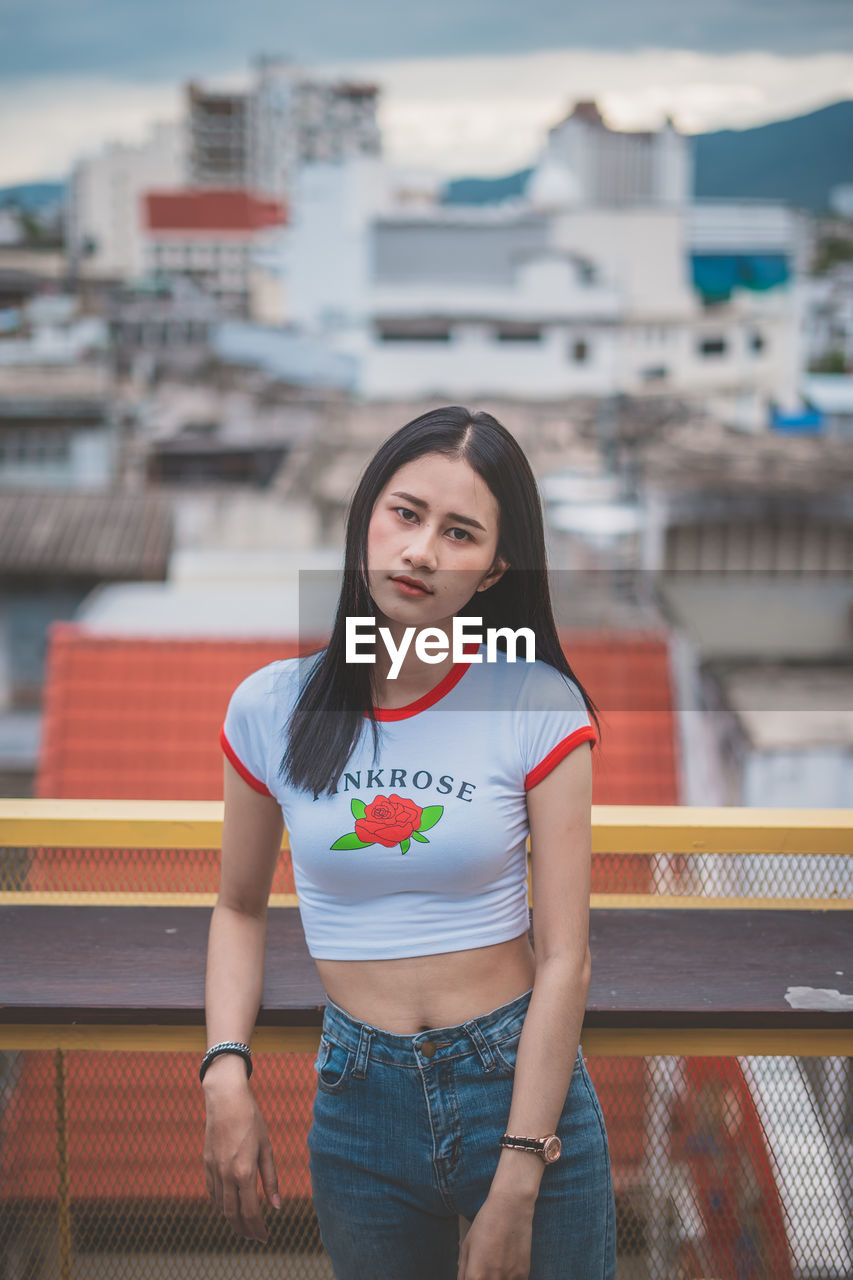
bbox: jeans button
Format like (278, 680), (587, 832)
(420, 1040), (436, 1057)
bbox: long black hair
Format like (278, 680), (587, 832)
(279, 405), (601, 797)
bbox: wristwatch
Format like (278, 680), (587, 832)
(499, 1131), (562, 1164)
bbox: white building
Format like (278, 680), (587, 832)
(0, 294), (108, 368)
(66, 121), (187, 281)
(534, 100), (692, 208)
(801, 261), (853, 371)
(0, 365), (117, 490)
(278, 146), (808, 412)
(0, 208), (23, 247)
(141, 188), (287, 319)
(801, 373), (853, 437)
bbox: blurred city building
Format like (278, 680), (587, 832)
(531, 100), (692, 207)
(248, 55), (382, 199)
(188, 60), (381, 198)
(106, 275), (220, 378)
(0, 247), (72, 310)
(0, 77), (849, 819)
(186, 81), (250, 188)
(0, 487), (171, 791)
(141, 188), (287, 319)
(0, 208), (23, 247)
(829, 183), (853, 219)
(800, 373), (853, 436)
(0, 362), (116, 490)
(274, 99), (811, 420)
(65, 121), (187, 281)
(802, 261), (853, 376)
(0, 292), (108, 370)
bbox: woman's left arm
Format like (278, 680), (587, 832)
(458, 741), (593, 1278)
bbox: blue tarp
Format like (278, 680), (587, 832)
(768, 404), (824, 433)
(691, 254), (789, 302)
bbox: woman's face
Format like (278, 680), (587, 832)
(366, 452), (509, 630)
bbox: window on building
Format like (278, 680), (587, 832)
(749, 331), (765, 353)
(377, 322), (452, 342)
(570, 338), (589, 363)
(698, 336), (727, 357)
(0, 427), (69, 466)
(494, 324), (542, 342)
(641, 366), (669, 382)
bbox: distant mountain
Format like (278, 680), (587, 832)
(692, 100), (853, 213)
(6, 100), (852, 216)
(443, 100), (853, 213)
(443, 169), (533, 205)
(0, 181), (65, 211)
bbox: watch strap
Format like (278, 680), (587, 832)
(500, 1132), (547, 1152)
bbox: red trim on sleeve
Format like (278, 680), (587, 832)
(219, 724), (274, 797)
(524, 725), (597, 791)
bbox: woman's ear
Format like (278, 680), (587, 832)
(476, 556), (510, 592)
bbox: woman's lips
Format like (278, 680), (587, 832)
(391, 578), (432, 596)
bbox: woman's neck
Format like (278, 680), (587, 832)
(370, 618), (455, 708)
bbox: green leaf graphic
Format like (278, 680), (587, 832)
(350, 798), (366, 820)
(410, 830), (429, 843)
(330, 833), (376, 850)
(399, 838), (411, 854)
(417, 805), (444, 831)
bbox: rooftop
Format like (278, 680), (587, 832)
(145, 189), (287, 234)
(0, 489), (173, 580)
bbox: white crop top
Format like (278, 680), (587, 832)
(219, 642), (596, 960)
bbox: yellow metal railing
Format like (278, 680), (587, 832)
(1, 799), (851, 909)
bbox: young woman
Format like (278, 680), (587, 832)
(202, 406), (616, 1280)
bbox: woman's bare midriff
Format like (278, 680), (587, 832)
(314, 930), (537, 1034)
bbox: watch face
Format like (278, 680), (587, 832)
(543, 1135), (562, 1163)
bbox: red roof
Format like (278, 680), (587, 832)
(36, 624), (679, 806)
(4, 623), (681, 1201)
(144, 189), (287, 234)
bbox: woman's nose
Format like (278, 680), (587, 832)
(404, 524), (439, 570)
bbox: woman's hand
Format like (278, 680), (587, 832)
(457, 1188), (535, 1280)
(203, 1058), (281, 1243)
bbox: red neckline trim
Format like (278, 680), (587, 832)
(368, 642), (481, 721)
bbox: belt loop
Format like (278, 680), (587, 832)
(352, 1024), (375, 1079)
(463, 1019), (496, 1072)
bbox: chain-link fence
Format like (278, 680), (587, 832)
(2, 847), (849, 903)
(1, 1047), (851, 1279)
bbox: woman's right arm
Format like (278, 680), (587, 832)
(203, 756), (285, 1244)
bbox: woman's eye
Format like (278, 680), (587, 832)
(394, 508), (471, 542)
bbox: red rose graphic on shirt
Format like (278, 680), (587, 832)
(355, 794), (422, 847)
(330, 793), (444, 854)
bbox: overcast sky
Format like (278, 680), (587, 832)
(2, 0), (852, 185)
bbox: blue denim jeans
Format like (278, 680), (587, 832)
(307, 986), (617, 1279)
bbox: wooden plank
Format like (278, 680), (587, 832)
(0, 905), (850, 1032)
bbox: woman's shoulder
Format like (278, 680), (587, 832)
(227, 649), (325, 719)
(485, 645), (584, 710)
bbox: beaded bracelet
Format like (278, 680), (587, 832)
(199, 1040), (253, 1084)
